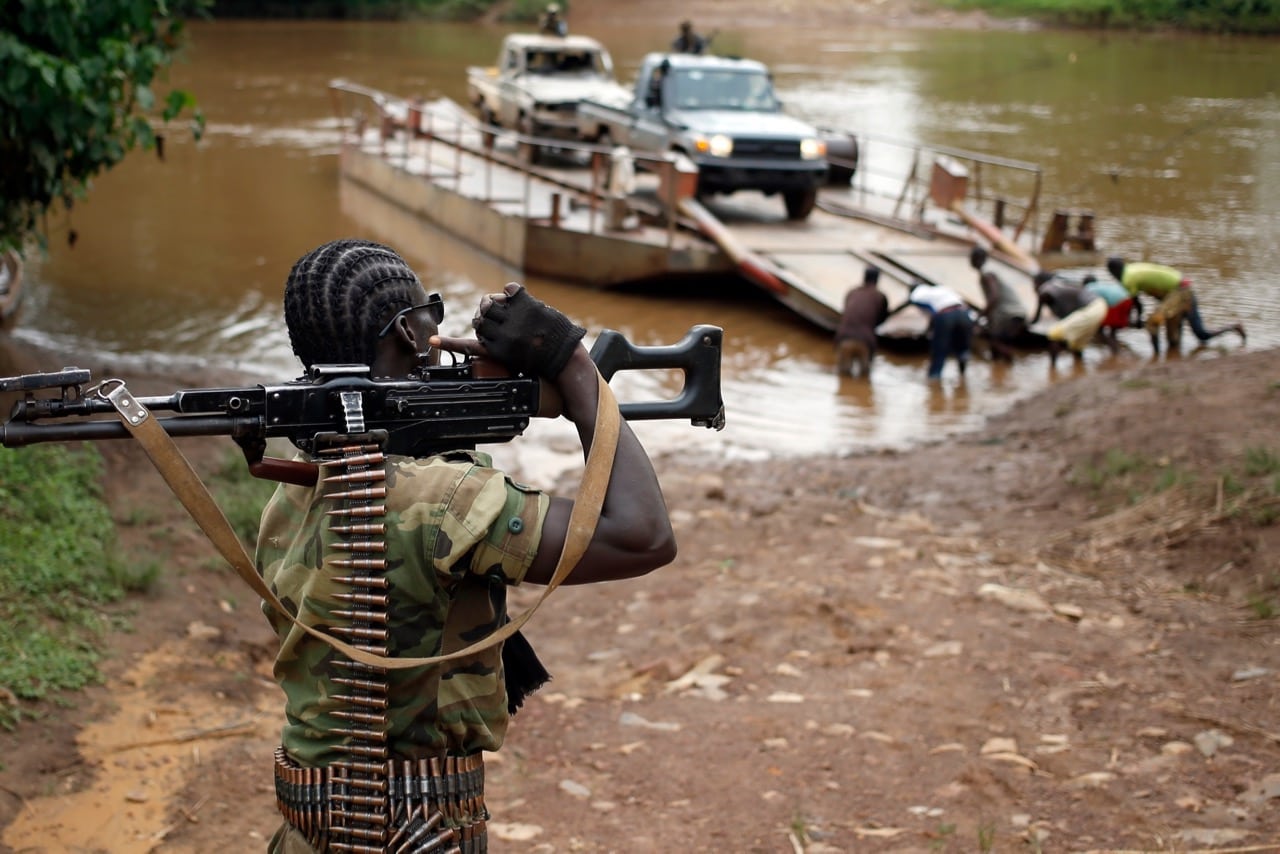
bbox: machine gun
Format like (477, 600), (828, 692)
(1, 324), (725, 484)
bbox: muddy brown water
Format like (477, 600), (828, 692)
(7, 19), (1278, 481)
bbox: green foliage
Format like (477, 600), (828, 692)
(0, 444), (125, 727)
(1246, 592), (1275, 620)
(977, 820), (997, 852)
(208, 447), (279, 548)
(938, 0), (1280, 32)
(1243, 446), (1280, 478)
(1152, 465), (1192, 493)
(1072, 447), (1149, 491)
(0, 0), (208, 254)
(208, 0), (496, 19)
(501, 0), (564, 21)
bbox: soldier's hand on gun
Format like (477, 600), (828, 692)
(433, 282), (585, 380)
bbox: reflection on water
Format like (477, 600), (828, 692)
(6, 19), (1276, 476)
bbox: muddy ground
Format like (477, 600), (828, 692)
(1, 335), (1278, 854)
(2, 2), (1279, 852)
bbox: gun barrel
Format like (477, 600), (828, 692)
(2, 325), (727, 448)
(1, 415), (260, 448)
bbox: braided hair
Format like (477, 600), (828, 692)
(283, 239), (425, 368)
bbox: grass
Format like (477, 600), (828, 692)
(1071, 448), (1149, 492)
(1243, 446), (1280, 478)
(1246, 593), (1276, 620)
(0, 441), (279, 729)
(977, 819), (997, 852)
(0, 445), (139, 728)
(1073, 445), (1280, 520)
(207, 447), (281, 549)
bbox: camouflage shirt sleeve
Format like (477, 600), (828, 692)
(386, 453), (548, 586)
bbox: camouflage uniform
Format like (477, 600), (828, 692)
(257, 449), (548, 850)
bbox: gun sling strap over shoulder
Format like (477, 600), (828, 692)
(96, 371), (621, 669)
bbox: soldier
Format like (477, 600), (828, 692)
(260, 239), (675, 853)
(538, 3), (568, 36)
(671, 20), (708, 54)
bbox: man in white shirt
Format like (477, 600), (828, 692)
(890, 281), (975, 380)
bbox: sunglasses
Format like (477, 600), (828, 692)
(377, 294), (444, 339)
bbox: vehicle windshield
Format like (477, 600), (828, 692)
(670, 69), (779, 111)
(525, 49), (606, 75)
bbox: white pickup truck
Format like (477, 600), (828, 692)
(466, 33), (629, 158)
(576, 53), (830, 220)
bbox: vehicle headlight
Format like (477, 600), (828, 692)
(800, 138), (827, 160)
(695, 134), (734, 158)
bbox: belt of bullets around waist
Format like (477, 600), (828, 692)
(273, 748), (487, 854)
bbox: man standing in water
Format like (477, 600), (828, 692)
(834, 264), (890, 378)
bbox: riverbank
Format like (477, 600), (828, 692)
(1, 342), (1277, 851)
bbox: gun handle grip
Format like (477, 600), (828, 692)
(250, 457), (319, 487)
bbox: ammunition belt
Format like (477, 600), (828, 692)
(273, 749), (487, 853)
(276, 438), (486, 853)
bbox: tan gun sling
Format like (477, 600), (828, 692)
(97, 371), (620, 669)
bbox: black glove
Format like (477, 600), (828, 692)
(475, 284), (586, 379)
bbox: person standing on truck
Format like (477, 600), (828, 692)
(539, 3), (568, 36)
(671, 20), (708, 54)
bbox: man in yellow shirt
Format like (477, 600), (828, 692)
(1107, 257), (1245, 355)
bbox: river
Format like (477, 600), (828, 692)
(8, 18), (1278, 479)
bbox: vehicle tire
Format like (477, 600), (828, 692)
(596, 130), (615, 189)
(478, 106), (499, 149)
(784, 187), (818, 220)
(517, 114), (541, 165)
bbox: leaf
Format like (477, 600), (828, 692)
(135, 83), (155, 111)
(163, 87), (196, 121)
(61, 66), (84, 97)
